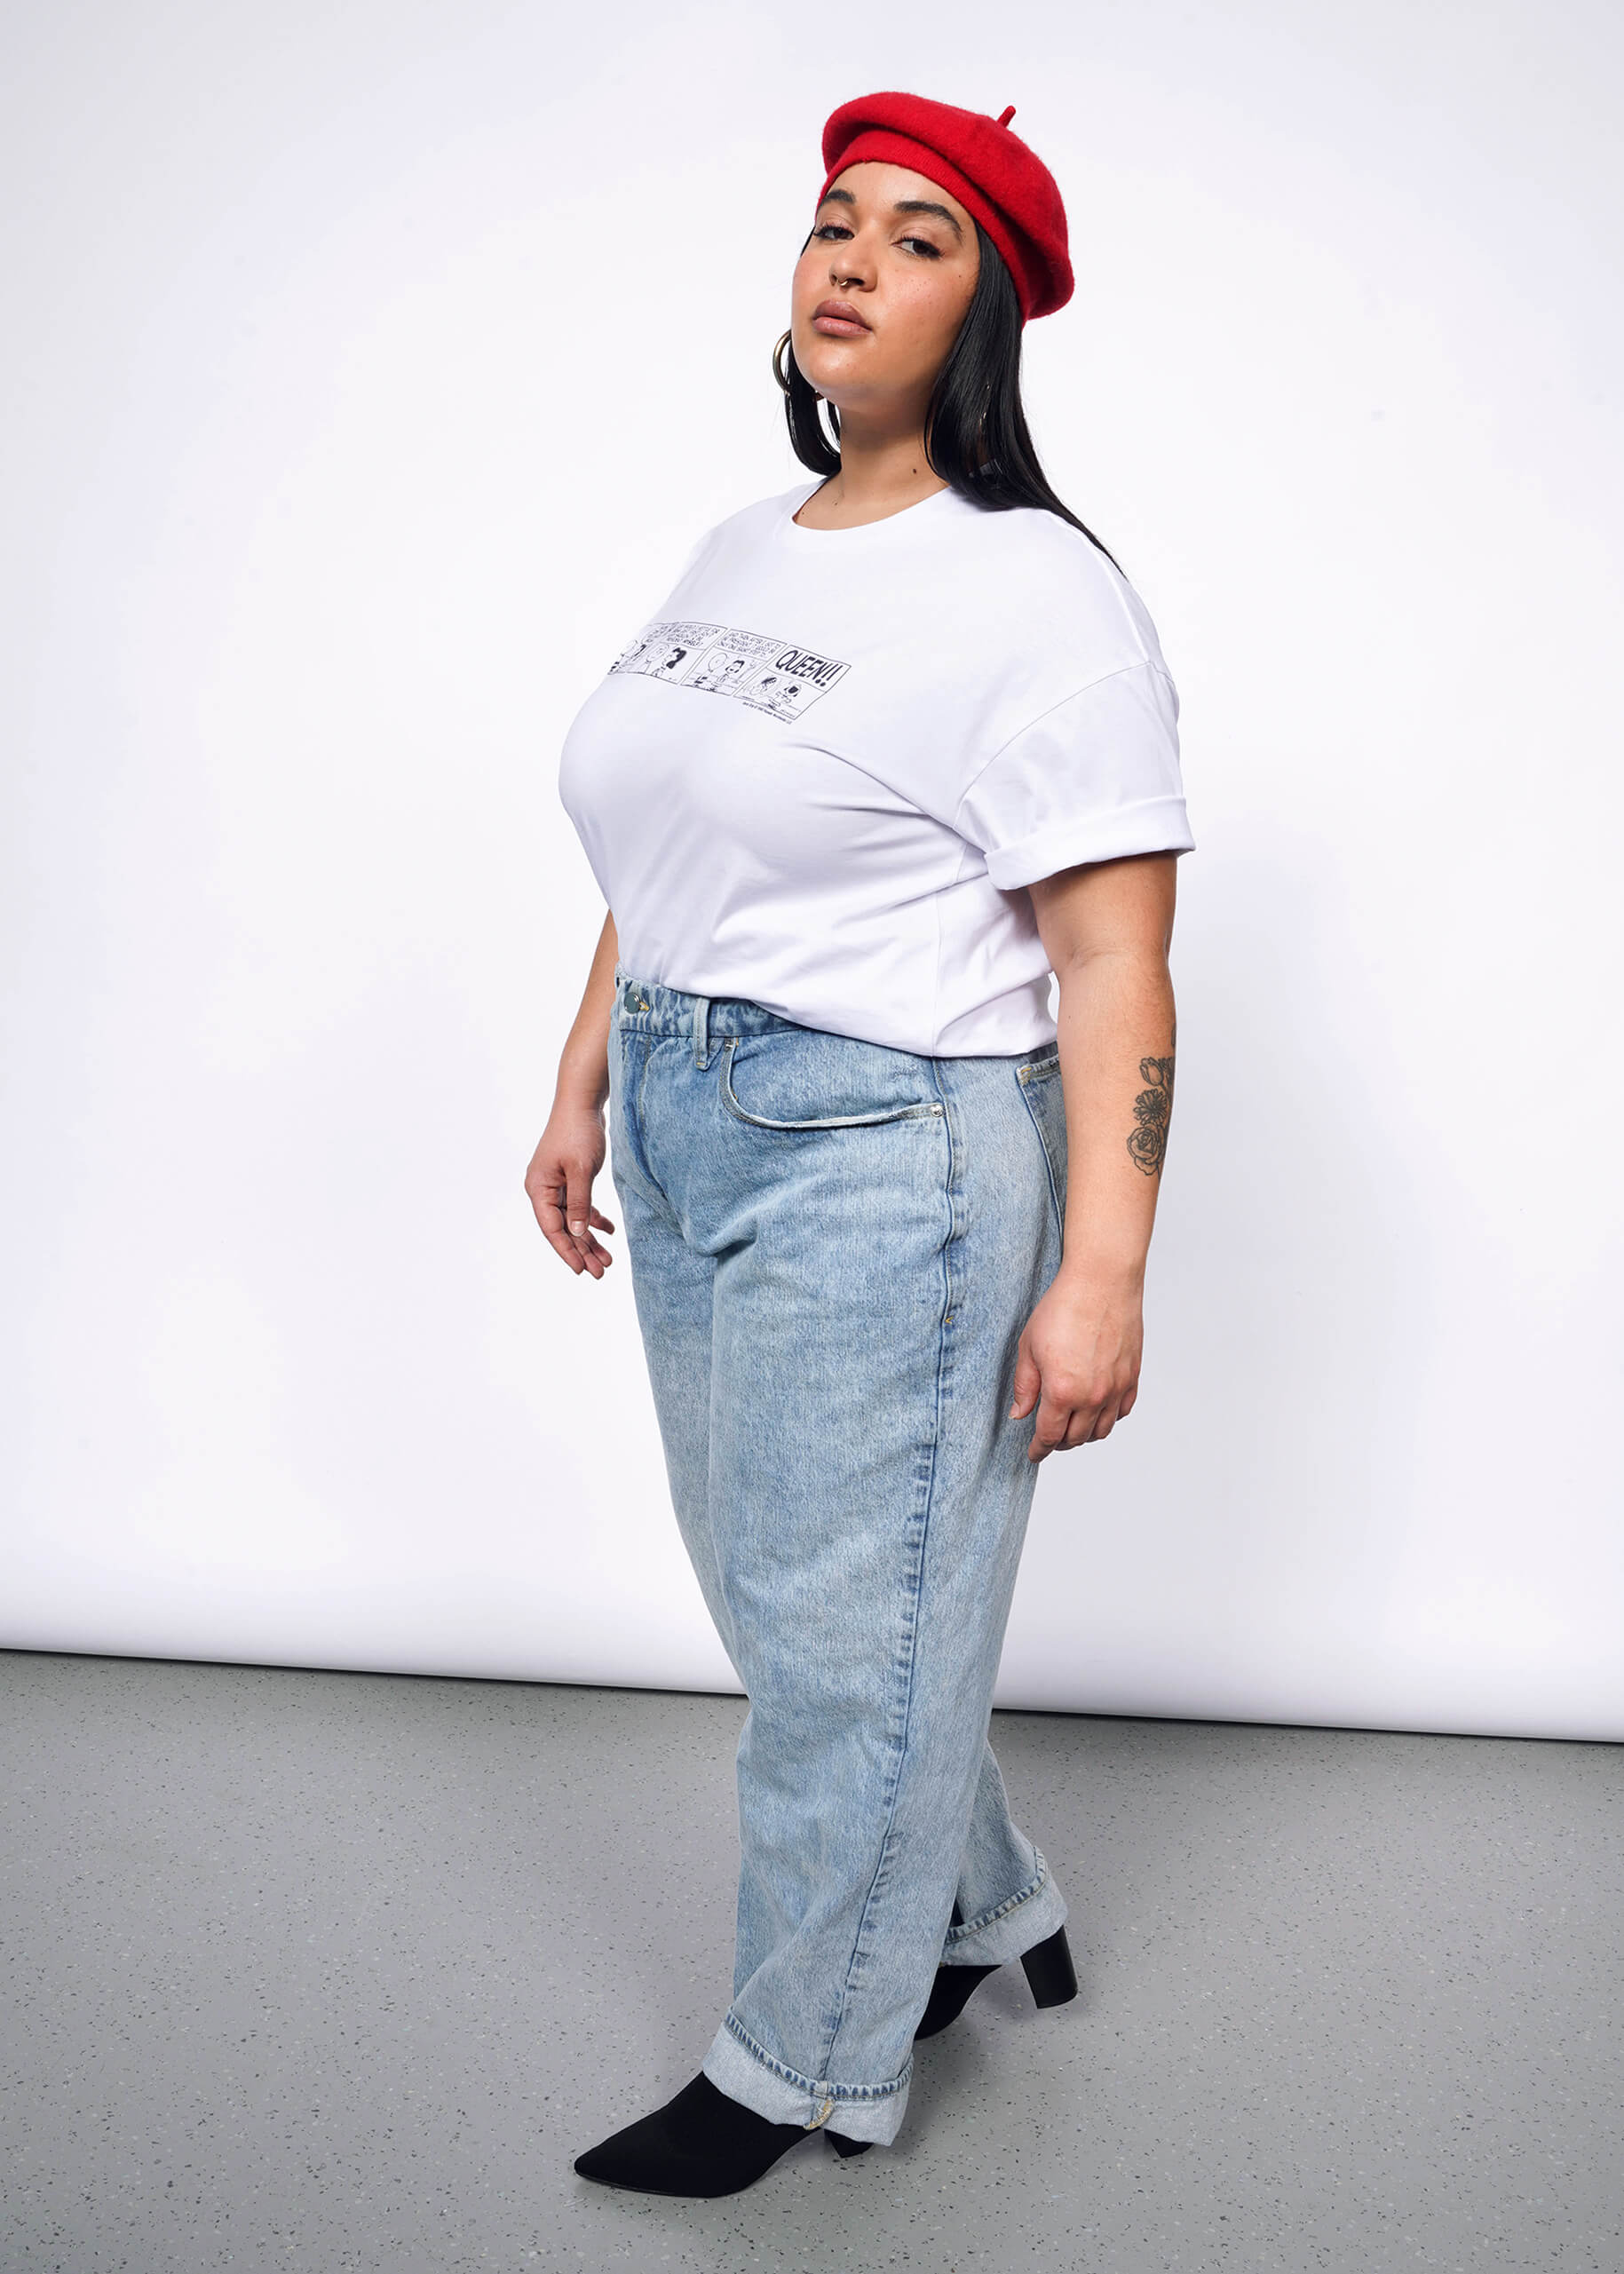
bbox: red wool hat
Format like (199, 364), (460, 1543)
(819, 91), (1073, 322)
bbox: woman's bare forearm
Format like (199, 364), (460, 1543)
(557, 913), (619, 1113)
(1010, 854), (1179, 1456)
(525, 913), (621, 1278)
(1051, 945), (1176, 1287)
(1027, 853), (1179, 1282)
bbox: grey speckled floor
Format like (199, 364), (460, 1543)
(1, 1656), (1620, 2274)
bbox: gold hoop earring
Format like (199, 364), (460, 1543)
(772, 329), (795, 397)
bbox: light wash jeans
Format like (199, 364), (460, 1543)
(606, 965), (1072, 2146)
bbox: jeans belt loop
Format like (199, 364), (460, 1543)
(693, 995), (712, 1070)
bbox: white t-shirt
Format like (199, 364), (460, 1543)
(558, 478), (1194, 1056)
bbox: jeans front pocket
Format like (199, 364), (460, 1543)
(718, 1029), (945, 1132)
(1016, 1052), (1068, 1235)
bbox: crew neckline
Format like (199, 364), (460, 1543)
(774, 479), (962, 545)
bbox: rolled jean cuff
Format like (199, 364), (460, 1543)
(701, 2012), (913, 2147)
(940, 1850), (1069, 1968)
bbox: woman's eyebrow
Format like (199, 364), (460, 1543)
(815, 186), (964, 240)
(892, 198), (963, 240)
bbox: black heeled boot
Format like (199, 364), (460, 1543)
(574, 2072), (869, 2197)
(915, 1922), (1079, 2040)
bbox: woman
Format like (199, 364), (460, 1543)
(529, 89), (1193, 2198)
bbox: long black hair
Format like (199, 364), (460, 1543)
(779, 218), (1121, 572)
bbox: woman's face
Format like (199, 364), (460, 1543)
(790, 161), (980, 426)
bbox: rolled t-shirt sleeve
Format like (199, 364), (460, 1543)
(955, 661), (1195, 890)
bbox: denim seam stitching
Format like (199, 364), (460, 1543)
(722, 2010), (912, 2104)
(633, 1034), (654, 1160)
(942, 1860), (1050, 1945)
(817, 1066), (958, 2080)
(1018, 1066), (1066, 1240)
(613, 1025), (675, 1213)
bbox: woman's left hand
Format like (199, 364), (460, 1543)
(1009, 1268), (1145, 1462)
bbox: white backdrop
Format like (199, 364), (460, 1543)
(4, 0), (1620, 1739)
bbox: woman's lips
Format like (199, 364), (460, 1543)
(812, 302), (870, 338)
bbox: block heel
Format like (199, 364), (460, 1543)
(915, 1922), (1079, 2040)
(1019, 1924), (1078, 2009)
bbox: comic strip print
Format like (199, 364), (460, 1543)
(610, 621), (850, 722)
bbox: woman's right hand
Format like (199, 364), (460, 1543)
(525, 1102), (617, 1280)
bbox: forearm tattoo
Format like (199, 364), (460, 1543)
(1127, 1051), (1176, 1177)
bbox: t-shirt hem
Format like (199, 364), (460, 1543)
(983, 797), (1196, 890)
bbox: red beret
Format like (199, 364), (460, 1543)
(819, 91), (1073, 322)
